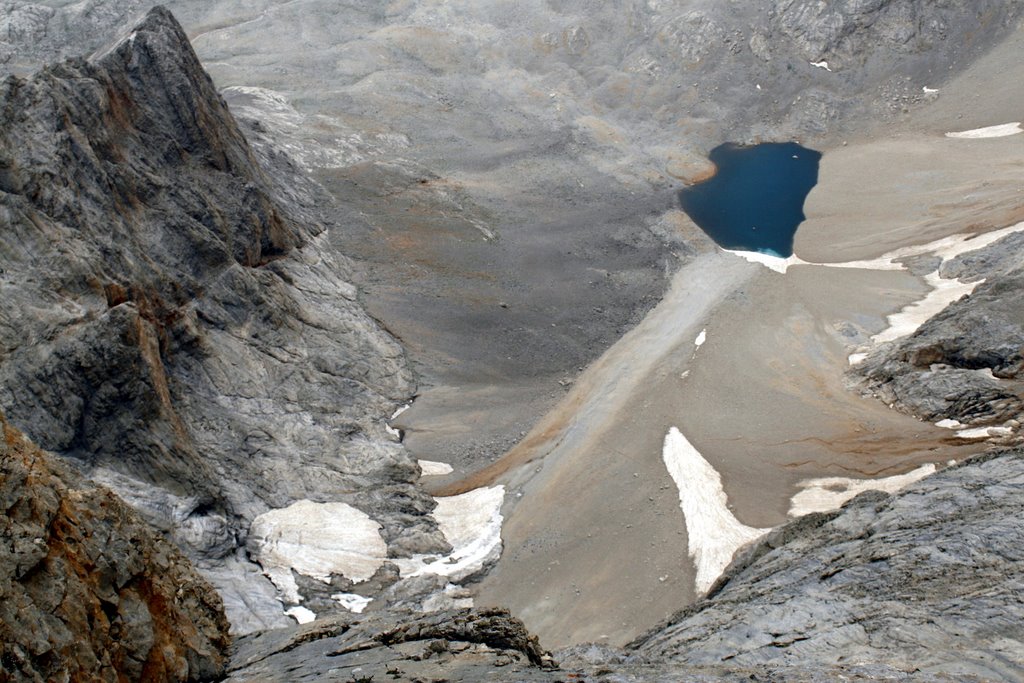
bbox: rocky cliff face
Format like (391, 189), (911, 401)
(0, 414), (230, 682)
(0, 7), (446, 630)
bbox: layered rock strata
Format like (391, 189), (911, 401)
(854, 230), (1024, 439)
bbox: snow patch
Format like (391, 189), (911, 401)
(725, 249), (808, 274)
(956, 426), (1013, 439)
(946, 122), (1022, 139)
(923, 86), (939, 94)
(249, 501), (388, 602)
(661, 428), (768, 594)
(419, 460), (455, 476)
(871, 271), (979, 345)
(810, 60), (832, 71)
(936, 419), (964, 429)
(694, 328), (707, 349)
(285, 606), (316, 625)
(789, 464), (937, 517)
(845, 223), (1024, 362)
(395, 486), (505, 581)
(333, 593), (373, 613)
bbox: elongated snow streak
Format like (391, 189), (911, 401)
(846, 222), (1024, 363)
(395, 486), (505, 581)
(946, 122), (1022, 139)
(956, 426), (1013, 439)
(661, 428), (767, 594)
(790, 464), (936, 517)
(870, 271), (978, 344)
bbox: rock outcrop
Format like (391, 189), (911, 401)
(225, 607), (554, 682)
(219, 450), (1024, 680)
(631, 449), (1024, 680)
(854, 231), (1024, 437)
(0, 7), (446, 630)
(0, 414), (230, 682)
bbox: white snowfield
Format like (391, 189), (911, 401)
(661, 427), (955, 593)
(847, 222), (1024, 362)
(661, 427), (768, 594)
(789, 464), (937, 517)
(333, 593), (373, 613)
(285, 605), (317, 624)
(250, 487), (505, 609)
(870, 270), (977, 345)
(956, 426), (1013, 439)
(946, 122), (1022, 138)
(249, 500), (389, 603)
(728, 222), (1024, 364)
(694, 328), (707, 349)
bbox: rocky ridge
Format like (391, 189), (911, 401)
(0, 7), (447, 632)
(3, 1), (1023, 481)
(0, 414), (230, 682)
(854, 230), (1024, 439)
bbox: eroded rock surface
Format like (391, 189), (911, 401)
(218, 451), (1024, 680)
(0, 7), (445, 630)
(225, 607), (553, 683)
(0, 415), (230, 682)
(855, 232), (1024, 436)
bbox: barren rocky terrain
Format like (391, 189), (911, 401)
(2, 1), (1024, 681)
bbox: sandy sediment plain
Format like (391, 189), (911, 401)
(468, 31), (1024, 646)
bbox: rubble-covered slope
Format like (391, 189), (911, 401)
(0, 414), (230, 682)
(0, 7), (446, 631)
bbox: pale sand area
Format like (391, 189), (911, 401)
(467, 138), (1022, 649)
(467, 244), (985, 648)
(463, 27), (1024, 649)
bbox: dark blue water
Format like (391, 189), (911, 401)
(678, 142), (821, 258)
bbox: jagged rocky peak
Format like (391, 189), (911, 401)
(0, 413), (231, 682)
(0, 5), (440, 631)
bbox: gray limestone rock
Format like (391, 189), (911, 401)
(220, 452), (1024, 680)
(853, 234), (1024, 431)
(0, 7), (446, 631)
(224, 607), (555, 683)
(632, 449), (1024, 680)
